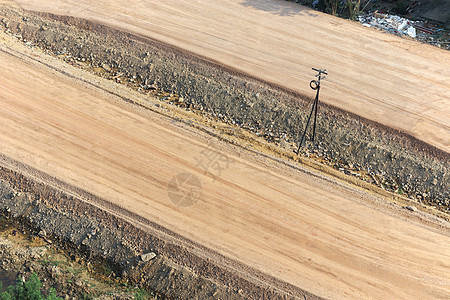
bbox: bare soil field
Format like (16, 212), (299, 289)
(0, 1), (449, 299)
(11, 0), (450, 154)
(1, 0), (447, 209)
(0, 25), (449, 300)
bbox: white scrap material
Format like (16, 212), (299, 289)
(407, 26), (416, 38)
(358, 12), (418, 37)
(398, 20), (408, 31)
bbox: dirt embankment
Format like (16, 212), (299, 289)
(0, 156), (320, 300)
(0, 7), (447, 211)
(0, 215), (158, 299)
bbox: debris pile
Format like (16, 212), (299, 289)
(358, 12), (449, 49)
(358, 12), (417, 37)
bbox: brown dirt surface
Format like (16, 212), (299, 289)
(11, 0), (450, 154)
(0, 27), (449, 300)
(1, 2), (448, 208)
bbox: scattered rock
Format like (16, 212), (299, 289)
(101, 63), (111, 71)
(140, 252), (156, 262)
(29, 247), (47, 259)
(74, 278), (85, 287)
(147, 84), (158, 90)
(47, 265), (61, 278)
(405, 205), (417, 212)
(38, 229), (47, 238)
(350, 171), (361, 177)
(1, 18), (8, 28)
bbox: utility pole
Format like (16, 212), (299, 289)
(296, 68), (328, 155)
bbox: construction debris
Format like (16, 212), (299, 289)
(358, 11), (449, 49)
(358, 12), (417, 37)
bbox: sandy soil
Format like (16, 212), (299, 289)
(11, 0), (450, 154)
(0, 31), (449, 299)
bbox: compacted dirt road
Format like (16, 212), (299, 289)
(12, 0), (450, 153)
(0, 32), (449, 299)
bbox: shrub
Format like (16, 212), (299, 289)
(1, 273), (61, 300)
